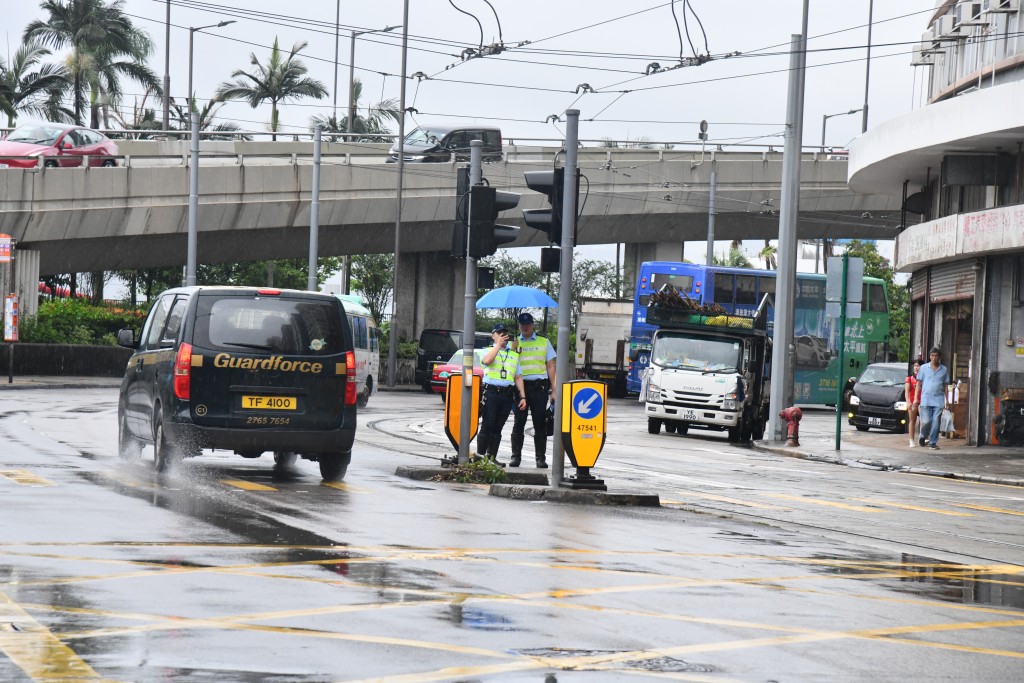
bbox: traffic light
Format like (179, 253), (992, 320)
(451, 167), (521, 259)
(522, 167), (579, 245)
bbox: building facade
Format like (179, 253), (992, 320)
(848, 0), (1024, 446)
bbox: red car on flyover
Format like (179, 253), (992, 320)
(0, 122), (118, 168)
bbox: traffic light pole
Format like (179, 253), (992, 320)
(551, 109), (579, 487)
(457, 141), (483, 465)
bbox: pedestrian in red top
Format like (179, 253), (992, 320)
(905, 358), (922, 447)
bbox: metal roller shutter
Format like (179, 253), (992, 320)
(912, 270), (929, 301)
(928, 260), (976, 302)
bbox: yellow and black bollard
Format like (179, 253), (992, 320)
(560, 380), (608, 491)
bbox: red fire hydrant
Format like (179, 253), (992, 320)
(778, 406), (803, 447)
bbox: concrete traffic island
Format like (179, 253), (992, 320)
(394, 465), (548, 486)
(489, 483), (660, 507)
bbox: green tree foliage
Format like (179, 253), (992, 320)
(478, 252), (623, 337)
(712, 240), (752, 268)
(19, 298), (146, 345)
(309, 78), (399, 142)
(0, 39), (70, 126)
(25, 0), (160, 128)
(170, 98), (249, 140)
(197, 258), (342, 291)
(839, 240), (909, 362)
(215, 37), (327, 140)
(349, 254), (393, 325)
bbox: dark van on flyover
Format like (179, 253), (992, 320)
(847, 362), (910, 433)
(388, 124), (502, 163)
(117, 286), (358, 480)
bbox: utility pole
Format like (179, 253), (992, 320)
(307, 126), (322, 292)
(457, 140), (483, 465)
(387, 2), (410, 387)
(332, 0), (341, 122)
(767, 5), (809, 442)
(186, 112), (199, 286)
(705, 167), (717, 266)
(550, 109), (579, 487)
(162, 0), (170, 131)
(862, 0), (874, 133)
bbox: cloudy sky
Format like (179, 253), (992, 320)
(6, 0), (939, 270)
(5, 0), (939, 145)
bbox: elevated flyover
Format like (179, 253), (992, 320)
(0, 141), (901, 330)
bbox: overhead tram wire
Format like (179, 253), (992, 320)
(149, 0), (944, 91)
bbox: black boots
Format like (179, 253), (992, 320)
(534, 434), (547, 469)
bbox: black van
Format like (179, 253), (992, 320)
(117, 286), (358, 480)
(847, 362), (910, 433)
(388, 124), (503, 163)
(415, 328), (491, 391)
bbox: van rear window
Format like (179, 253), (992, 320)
(420, 331), (460, 355)
(194, 296), (344, 355)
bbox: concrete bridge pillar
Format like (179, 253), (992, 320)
(623, 242), (684, 293)
(3, 248), (41, 318)
(394, 252), (465, 342)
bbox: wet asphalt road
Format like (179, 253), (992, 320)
(0, 388), (1022, 682)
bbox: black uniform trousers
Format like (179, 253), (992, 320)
(511, 379), (549, 460)
(477, 385), (516, 457)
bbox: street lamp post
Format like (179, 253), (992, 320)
(347, 25), (400, 137)
(820, 108), (863, 148)
(188, 21), (236, 116)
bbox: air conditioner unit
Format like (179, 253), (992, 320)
(955, 1), (985, 25)
(934, 14), (961, 38)
(983, 0), (1019, 13)
(911, 45), (936, 66)
(921, 30), (939, 48)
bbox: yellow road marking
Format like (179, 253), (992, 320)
(0, 470), (55, 487)
(953, 503), (1024, 517)
(320, 481), (371, 493)
(685, 491), (792, 510)
(904, 472), (1024, 489)
(853, 497), (975, 517)
(0, 589), (107, 682)
(766, 493), (887, 512)
(221, 479), (277, 491)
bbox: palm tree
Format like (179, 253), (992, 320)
(308, 78), (398, 142)
(758, 240), (777, 270)
(171, 99), (250, 141)
(0, 40), (71, 126)
(215, 37), (327, 141)
(24, 0), (160, 128)
(713, 240), (752, 268)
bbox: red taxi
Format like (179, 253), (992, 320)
(431, 349), (485, 399)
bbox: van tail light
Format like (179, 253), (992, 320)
(174, 342), (192, 400)
(344, 350), (357, 406)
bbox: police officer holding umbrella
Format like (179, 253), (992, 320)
(509, 312), (556, 469)
(476, 323), (527, 466)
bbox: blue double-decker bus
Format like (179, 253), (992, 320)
(627, 262), (890, 404)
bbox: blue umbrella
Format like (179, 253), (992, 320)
(476, 285), (557, 309)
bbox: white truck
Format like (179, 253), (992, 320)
(575, 298), (632, 398)
(636, 291), (772, 442)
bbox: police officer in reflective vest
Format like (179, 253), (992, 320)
(509, 312), (557, 468)
(477, 323), (527, 466)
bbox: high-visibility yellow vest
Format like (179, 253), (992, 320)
(517, 336), (549, 379)
(484, 347), (519, 383)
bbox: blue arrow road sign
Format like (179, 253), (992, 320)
(573, 387), (603, 419)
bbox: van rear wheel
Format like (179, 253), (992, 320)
(153, 415), (179, 472)
(118, 409), (142, 460)
(319, 451), (351, 481)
